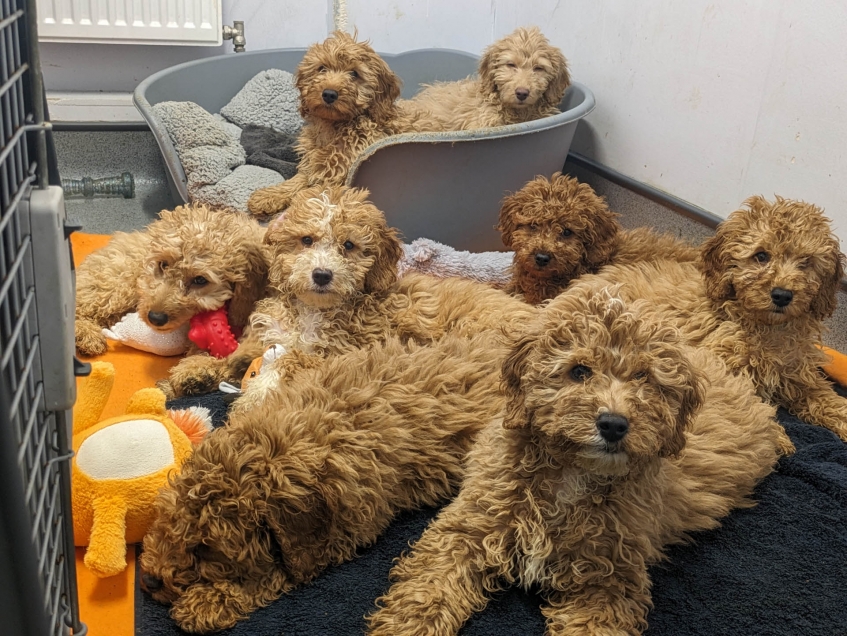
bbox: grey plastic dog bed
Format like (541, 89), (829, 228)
(134, 47), (595, 251)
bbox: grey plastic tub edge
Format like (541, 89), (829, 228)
(133, 47), (480, 203)
(134, 48), (595, 251)
(347, 82), (595, 251)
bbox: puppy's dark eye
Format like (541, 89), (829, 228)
(561, 228), (572, 237)
(633, 370), (648, 381)
(533, 66), (544, 72)
(349, 70), (359, 78)
(506, 62), (518, 69)
(529, 223), (539, 232)
(318, 65), (327, 72)
(570, 365), (592, 381)
(753, 251), (770, 263)
(302, 236), (313, 246)
(343, 240), (355, 251)
(798, 259), (810, 270)
(159, 261), (169, 271)
(192, 276), (208, 287)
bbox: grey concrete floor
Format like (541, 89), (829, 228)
(55, 130), (178, 234)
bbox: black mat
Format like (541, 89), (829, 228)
(140, 390), (847, 635)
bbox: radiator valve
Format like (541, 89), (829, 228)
(223, 20), (246, 53)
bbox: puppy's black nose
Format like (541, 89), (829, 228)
(515, 88), (530, 101)
(322, 89), (338, 104)
(770, 287), (793, 307)
(596, 413), (629, 443)
(535, 253), (551, 267)
(141, 573), (163, 592)
(312, 268), (334, 287)
(147, 311), (169, 327)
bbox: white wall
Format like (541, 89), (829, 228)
(40, 0), (328, 93)
(41, 0), (847, 244)
(343, 0), (847, 244)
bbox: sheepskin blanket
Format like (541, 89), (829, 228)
(138, 388), (847, 635)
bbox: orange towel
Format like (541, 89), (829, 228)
(821, 345), (847, 388)
(71, 232), (182, 635)
(75, 545), (136, 636)
(71, 232), (179, 420)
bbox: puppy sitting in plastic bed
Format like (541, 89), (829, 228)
(247, 31), (426, 219)
(402, 26), (571, 132)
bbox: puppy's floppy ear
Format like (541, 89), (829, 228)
(581, 188), (621, 270)
(294, 47), (320, 119)
(263, 211), (289, 246)
(477, 39), (501, 99)
(367, 54), (403, 126)
(542, 47), (571, 108)
(364, 223), (402, 294)
(496, 192), (523, 249)
(810, 243), (845, 321)
(501, 332), (537, 429)
(659, 355), (705, 458)
(227, 242), (269, 329)
(267, 487), (332, 581)
(699, 224), (734, 302)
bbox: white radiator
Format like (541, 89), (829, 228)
(37, 0), (223, 46)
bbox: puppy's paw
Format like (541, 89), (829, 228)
(155, 379), (177, 401)
(544, 601), (644, 636)
(167, 355), (223, 397)
(170, 584), (246, 634)
(247, 187), (289, 217)
(76, 319), (108, 357)
(776, 427), (796, 457)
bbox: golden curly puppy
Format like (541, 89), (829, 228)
(367, 286), (791, 636)
(497, 173), (698, 304)
(166, 185), (536, 396)
(74, 204), (268, 356)
(247, 31), (421, 218)
(698, 195), (847, 440)
(403, 26), (570, 131)
(140, 333), (508, 634)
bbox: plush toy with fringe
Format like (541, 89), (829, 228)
(397, 238), (512, 287)
(71, 361), (212, 577)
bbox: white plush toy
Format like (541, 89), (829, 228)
(398, 238), (513, 288)
(102, 312), (190, 356)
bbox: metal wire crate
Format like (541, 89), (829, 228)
(0, 1), (85, 635)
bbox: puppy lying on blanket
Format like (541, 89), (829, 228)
(140, 332), (508, 634)
(75, 204), (268, 357)
(165, 185), (536, 397)
(367, 285), (791, 636)
(580, 196), (847, 443)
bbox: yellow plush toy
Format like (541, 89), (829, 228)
(72, 362), (212, 577)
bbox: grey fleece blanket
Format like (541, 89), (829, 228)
(240, 124), (300, 180)
(152, 68), (303, 213)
